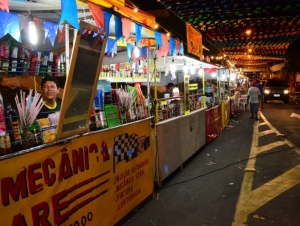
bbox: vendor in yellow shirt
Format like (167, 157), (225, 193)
(36, 76), (61, 119)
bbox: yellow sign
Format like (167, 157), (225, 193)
(186, 23), (203, 59)
(117, 37), (156, 47)
(0, 120), (153, 226)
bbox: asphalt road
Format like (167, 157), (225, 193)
(117, 100), (300, 226)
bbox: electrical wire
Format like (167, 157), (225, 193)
(160, 143), (300, 190)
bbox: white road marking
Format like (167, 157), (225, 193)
(232, 112), (300, 226)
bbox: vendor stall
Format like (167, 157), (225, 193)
(0, 3), (156, 225)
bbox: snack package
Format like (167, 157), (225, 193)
(35, 118), (57, 144)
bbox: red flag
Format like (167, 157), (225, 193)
(122, 17), (131, 40)
(88, 2), (104, 29)
(58, 26), (65, 43)
(0, 0), (9, 12)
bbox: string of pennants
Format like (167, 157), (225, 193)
(0, 0), (183, 61)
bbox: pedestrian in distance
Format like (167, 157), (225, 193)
(256, 80), (264, 110)
(247, 81), (261, 120)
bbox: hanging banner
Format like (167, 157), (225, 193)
(117, 37), (156, 47)
(0, 120), (153, 226)
(186, 23), (203, 59)
(89, 0), (156, 28)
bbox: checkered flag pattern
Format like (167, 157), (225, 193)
(114, 133), (139, 165)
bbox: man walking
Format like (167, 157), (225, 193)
(256, 80), (264, 110)
(247, 81), (261, 120)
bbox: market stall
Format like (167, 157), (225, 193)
(0, 3), (157, 225)
(152, 55), (227, 185)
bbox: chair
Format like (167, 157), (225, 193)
(238, 96), (248, 111)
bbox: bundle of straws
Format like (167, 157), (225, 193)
(117, 85), (137, 111)
(15, 89), (43, 127)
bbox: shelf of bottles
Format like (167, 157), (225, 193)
(0, 42), (66, 77)
(155, 94), (203, 122)
(0, 42), (68, 157)
(99, 62), (161, 83)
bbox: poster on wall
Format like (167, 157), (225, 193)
(186, 23), (203, 59)
(0, 120), (153, 226)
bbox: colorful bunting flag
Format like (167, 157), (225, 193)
(44, 21), (59, 47)
(135, 23), (142, 45)
(104, 11), (112, 36)
(158, 34), (169, 59)
(0, 0), (9, 12)
(155, 31), (162, 49)
(114, 15), (122, 41)
(122, 17), (131, 40)
(59, 0), (79, 30)
(126, 43), (133, 62)
(57, 26), (65, 43)
(169, 37), (176, 56)
(0, 11), (20, 41)
(88, 2), (104, 29)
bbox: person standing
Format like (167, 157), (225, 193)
(256, 80), (264, 110)
(247, 81), (260, 120)
(36, 76), (61, 119)
(163, 83), (175, 97)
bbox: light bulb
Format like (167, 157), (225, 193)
(198, 67), (204, 77)
(28, 14), (37, 45)
(190, 65), (195, 75)
(183, 64), (188, 74)
(171, 64), (176, 73)
(133, 46), (140, 58)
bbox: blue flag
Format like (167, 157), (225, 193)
(127, 43), (133, 62)
(104, 11), (112, 36)
(0, 11), (21, 41)
(114, 15), (122, 41)
(135, 23), (142, 45)
(44, 21), (59, 47)
(60, 0), (79, 30)
(155, 31), (162, 49)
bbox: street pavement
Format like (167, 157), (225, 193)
(116, 108), (300, 226)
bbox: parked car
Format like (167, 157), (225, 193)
(263, 79), (289, 103)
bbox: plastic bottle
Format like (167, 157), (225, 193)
(9, 47), (18, 74)
(0, 92), (6, 133)
(1, 43), (9, 75)
(29, 120), (43, 146)
(47, 52), (53, 76)
(0, 42), (3, 72)
(39, 55), (48, 77)
(5, 102), (22, 152)
(59, 54), (66, 76)
(0, 132), (11, 156)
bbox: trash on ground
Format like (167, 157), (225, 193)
(253, 215), (265, 220)
(229, 183), (234, 185)
(206, 162), (216, 165)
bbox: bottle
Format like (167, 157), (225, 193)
(59, 54), (66, 76)
(0, 42), (3, 72)
(5, 102), (22, 152)
(47, 52), (53, 76)
(29, 120), (43, 146)
(9, 47), (18, 75)
(29, 51), (41, 76)
(1, 43), (9, 75)
(53, 54), (60, 77)
(0, 92), (6, 133)
(21, 48), (32, 76)
(0, 132), (11, 156)
(39, 55), (48, 77)
(158, 103), (163, 121)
